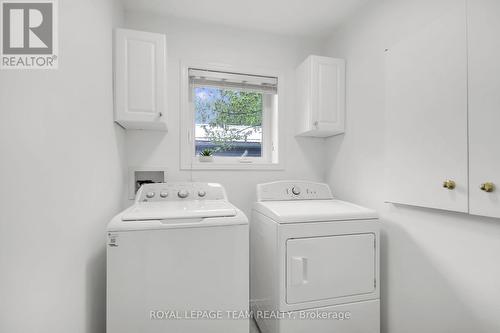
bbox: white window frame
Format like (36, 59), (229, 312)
(180, 61), (285, 170)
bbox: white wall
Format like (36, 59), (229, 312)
(123, 12), (327, 215)
(324, 1), (500, 332)
(0, 1), (125, 333)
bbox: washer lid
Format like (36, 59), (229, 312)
(253, 199), (377, 223)
(122, 200), (237, 221)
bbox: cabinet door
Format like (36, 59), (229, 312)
(114, 29), (167, 130)
(311, 56), (345, 136)
(467, 0), (500, 218)
(385, 2), (468, 212)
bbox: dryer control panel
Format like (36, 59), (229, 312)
(135, 182), (227, 202)
(257, 181), (333, 201)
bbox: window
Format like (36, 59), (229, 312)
(180, 63), (283, 170)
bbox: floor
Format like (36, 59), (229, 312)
(250, 318), (261, 333)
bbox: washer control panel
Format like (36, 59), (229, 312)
(256, 181), (333, 201)
(136, 182), (227, 202)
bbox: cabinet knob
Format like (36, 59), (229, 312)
(443, 180), (456, 190)
(158, 112), (163, 117)
(480, 182), (495, 193)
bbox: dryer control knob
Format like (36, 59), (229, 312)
(198, 190), (206, 197)
(177, 190), (189, 199)
(160, 191), (168, 198)
(146, 192), (155, 199)
(291, 186), (301, 195)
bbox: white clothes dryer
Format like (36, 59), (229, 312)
(251, 181), (380, 333)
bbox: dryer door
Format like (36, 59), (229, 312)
(286, 233), (375, 304)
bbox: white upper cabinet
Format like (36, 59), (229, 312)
(467, 0), (500, 218)
(385, 0), (500, 219)
(385, 3), (469, 213)
(114, 29), (167, 130)
(296, 55), (345, 137)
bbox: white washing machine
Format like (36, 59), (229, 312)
(107, 182), (249, 333)
(251, 181), (380, 333)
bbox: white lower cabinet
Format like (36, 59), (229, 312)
(467, 0), (500, 219)
(114, 29), (167, 130)
(386, 0), (500, 219)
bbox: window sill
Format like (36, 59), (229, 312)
(180, 161), (284, 171)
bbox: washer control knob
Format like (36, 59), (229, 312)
(291, 186), (301, 195)
(177, 190), (189, 199)
(198, 190), (206, 197)
(160, 191), (168, 198)
(146, 192), (155, 199)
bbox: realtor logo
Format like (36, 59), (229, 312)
(1, 0), (58, 69)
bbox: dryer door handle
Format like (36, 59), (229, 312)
(290, 256), (308, 286)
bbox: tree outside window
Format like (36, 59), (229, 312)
(194, 87), (264, 157)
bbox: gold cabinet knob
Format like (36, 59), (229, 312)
(443, 180), (456, 190)
(480, 182), (495, 193)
